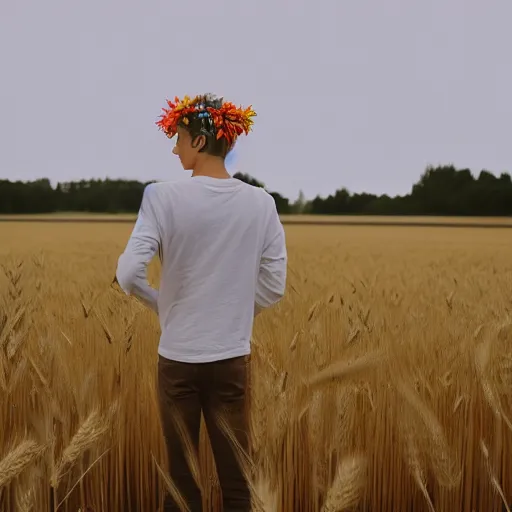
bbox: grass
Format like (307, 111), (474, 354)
(0, 222), (512, 511)
(1, 213), (512, 227)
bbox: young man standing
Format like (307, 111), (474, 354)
(116, 94), (287, 511)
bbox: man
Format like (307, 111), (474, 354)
(116, 93), (287, 511)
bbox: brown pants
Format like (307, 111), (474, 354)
(157, 354), (251, 512)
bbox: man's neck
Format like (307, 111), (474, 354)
(191, 158), (231, 179)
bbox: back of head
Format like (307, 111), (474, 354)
(155, 93), (256, 171)
(175, 94), (231, 158)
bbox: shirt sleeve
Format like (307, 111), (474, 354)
(255, 196), (287, 312)
(116, 184), (161, 313)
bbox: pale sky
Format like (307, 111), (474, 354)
(1, 0), (511, 202)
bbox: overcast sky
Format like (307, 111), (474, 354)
(1, 0), (511, 202)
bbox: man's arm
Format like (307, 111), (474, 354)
(255, 197), (287, 316)
(116, 184), (161, 313)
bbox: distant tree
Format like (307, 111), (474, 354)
(291, 190), (307, 214)
(1, 164), (511, 216)
(232, 172), (290, 214)
(233, 172), (265, 188)
(269, 192), (290, 215)
(499, 172), (511, 184)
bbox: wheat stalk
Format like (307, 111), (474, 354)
(0, 439), (46, 488)
(321, 454), (367, 512)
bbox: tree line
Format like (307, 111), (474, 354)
(0, 165), (511, 216)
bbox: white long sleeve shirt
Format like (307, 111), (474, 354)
(116, 175), (287, 363)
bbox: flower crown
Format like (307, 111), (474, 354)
(156, 95), (256, 147)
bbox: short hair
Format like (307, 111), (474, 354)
(178, 93), (231, 158)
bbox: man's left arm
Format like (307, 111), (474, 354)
(116, 184), (161, 313)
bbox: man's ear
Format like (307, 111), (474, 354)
(191, 135), (206, 151)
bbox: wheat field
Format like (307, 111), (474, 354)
(1, 221), (512, 512)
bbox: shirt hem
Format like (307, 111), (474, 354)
(157, 345), (250, 363)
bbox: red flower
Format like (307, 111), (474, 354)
(156, 95), (256, 146)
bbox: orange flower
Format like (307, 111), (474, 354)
(156, 95), (256, 146)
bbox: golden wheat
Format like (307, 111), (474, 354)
(0, 221), (511, 511)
